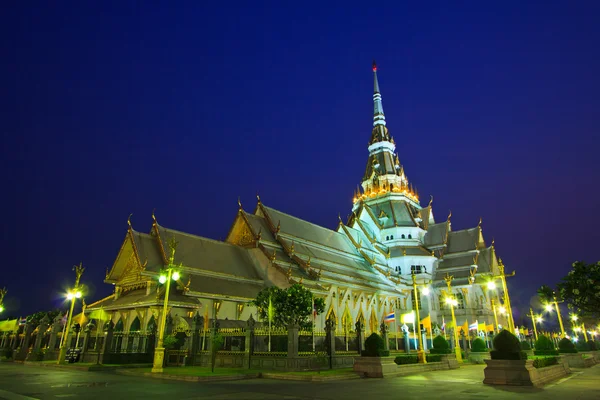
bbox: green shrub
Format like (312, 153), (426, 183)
(532, 357), (558, 369)
(491, 330), (526, 360)
(558, 338), (578, 353)
(533, 335), (557, 355)
(471, 338), (487, 353)
(362, 333), (387, 357)
(429, 335), (451, 354)
(520, 341), (531, 350)
(2, 349), (12, 360)
(575, 340), (588, 352)
(587, 340), (597, 351)
(426, 354), (442, 362)
(394, 355), (418, 365)
(163, 334), (178, 350)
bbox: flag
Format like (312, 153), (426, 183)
(461, 320), (468, 333)
(486, 324), (494, 332)
(18, 317), (27, 326)
(469, 322), (478, 331)
(420, 315), (432, 332)
(312, 296), (317, 319)
(478, 322), (486, 332)
(61, 312), (68, 324)
(441, 316), (446, 331)
(384, 312), (395, 323)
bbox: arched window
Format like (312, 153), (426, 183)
(408, 234), (412, 239)
(390, 235), (394, 240)
(401, 234), (405, 239)
(386, 236), (389, 240)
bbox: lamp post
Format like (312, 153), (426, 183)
(58, 263), (85, 364)
(151, 241), (181, 373)
(410, 273), (430, 364)
(0, 287), (6, 313)
(495, 260), (516, 334)
(544, 297), (566, 338)
(490, 298), (500, 334)
(526, 308), (540, 340)
(570, 314), (588, 342)
(444, 273), (462, 363)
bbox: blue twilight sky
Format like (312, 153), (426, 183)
(1, 1), (599, 323)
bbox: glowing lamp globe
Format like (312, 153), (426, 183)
(75, 291), (82, 299)
(545, 304), (553, 312)
(172, 271), (180, 281)
(0, 305), (4, 313)
(487, 281), (496, 290)
(67, 293), (74, 300)
(498, 306), (507, 314)
(422, 287), (430, 296)
(159, 275), (167, 284)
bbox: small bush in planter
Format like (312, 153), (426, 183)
(471, 338), (488, 353)
(532, 357), (558, 368)
(558, 338), (577, 354)
(429, 335), (451, 354)
(533, 335), (558, 356)
(394, 355), (418, 365)
(426, 354), (442, 362)
(2, 349), (12, 360)
(490, 329), (527, 360)
(520, 341), (531, 351)
(587, 340), (597, 351)
(361, 333), (389, 357)
(575, 340), (588, 352)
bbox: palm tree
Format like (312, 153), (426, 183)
(537, 285), (557, 304)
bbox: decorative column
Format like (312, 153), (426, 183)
(325, 315), (336, 369)
(188, 313), (202, 366)
(380, 322), (389, 351)
(33, 316), (50, 351)
(355, 320), (364, 355)
(245, 315), (255, 369)
(287, 323), (299, 358)
(18, 323), (34, 360)
(80, 323), (93, 359)
(47, 317), (62, 352)
(100, 320), (114, 364)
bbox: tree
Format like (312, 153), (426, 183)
(556, 261), (600, 319)
(251, 284), (325, 328)
(537, 285), (558, 304)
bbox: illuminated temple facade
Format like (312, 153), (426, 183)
(89, 64), (509, 336)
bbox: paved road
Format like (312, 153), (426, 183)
(0, 363), (599, 400)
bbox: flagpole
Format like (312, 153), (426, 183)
(268, 295), (272, 352)
(394, 307), (399, 351)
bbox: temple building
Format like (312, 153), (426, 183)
(88, 63), (509, 338)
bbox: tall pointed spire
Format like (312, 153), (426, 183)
(372, 60), (386, 127)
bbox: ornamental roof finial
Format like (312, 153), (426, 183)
(372, 60), (386, 128)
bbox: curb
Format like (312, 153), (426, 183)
(261, 372), (361, 381)
(117, 369), (260, 382)
(21, 362), (151, 372)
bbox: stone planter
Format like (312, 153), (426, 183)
(581, 351), (599, 364)
(561, 353), (595, 368)
(440, 353), (459, 369)
(483, 359), (570, 387)
(469, 352), (490, 364)
(353, 356), (397, 378)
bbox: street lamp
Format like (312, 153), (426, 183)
(151, 241), (181, 373)
(486, 280), (501, 334)
(496, 260), (516, 334)
(443, 273), (463, 363)
(543, 293), (566, 337)
(57, 263), (85, 364)
(527, 308), (540, 340)
(570, 314), (588, 342)
(410, 273), (430, 364)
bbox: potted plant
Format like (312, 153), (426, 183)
(469, 338), (490, 364)
(429, 335), (459, 368)
(353, 333), (396, 378)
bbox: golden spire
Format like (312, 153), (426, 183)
(491, 237), (495, 248)
(256, 193), (261, 204)
(428, 195), (433, 207)
(237, 197), (243, 211)
(151, 209), (157, 224)
(276, 220), (281, 234)
(478, 217), (482, 229)
(127, 213), (133, 229)
(447, 210), (452, 222)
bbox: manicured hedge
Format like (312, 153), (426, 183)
(429, 335), (452, 354)
(520, 341), (532, 350)
(426, 354), (442, 362)
(393, 354), (444, 365)
(362, 333), (389, 357)
(532, 357), (558, 369)
(471, 338), (488, 353)
(533, 335), (558, 356)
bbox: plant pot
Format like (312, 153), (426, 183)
(353, 356), (397, 378)
(469, 352), (490, 364)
